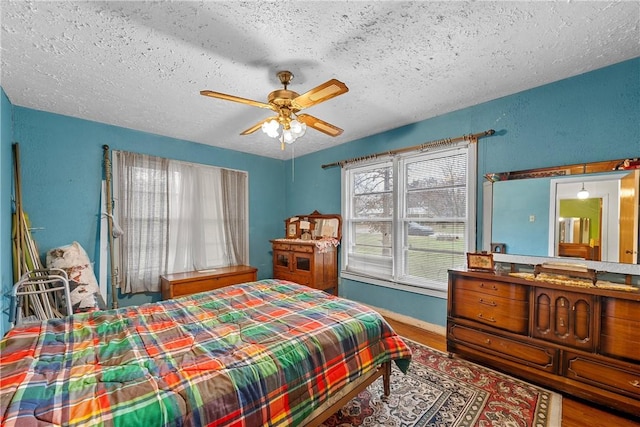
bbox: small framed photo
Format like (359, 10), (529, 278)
(467, 252), (495, 271)
(285, 219), (300, 239)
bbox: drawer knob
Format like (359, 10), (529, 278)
(485, 338), (492, 345)
(479, 298), (497, 307)
(477, 313), (497, 322)
(630, 380), (640, 388)
(480, 283), (498, 291)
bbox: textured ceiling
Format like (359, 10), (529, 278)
(1, 1), (639, 160)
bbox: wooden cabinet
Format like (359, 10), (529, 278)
(447, 269), (640, 416)
(532, 288), (596, 350)
(160, 265), (257, 299)
(271, 240), (338, 295)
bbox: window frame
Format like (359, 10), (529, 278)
(341, 142), (477, 297)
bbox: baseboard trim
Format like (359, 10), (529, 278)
(366, 304), (446, 336)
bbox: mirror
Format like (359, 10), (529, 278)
(286, 210), (342, 241)
(488, 158), (639, 265)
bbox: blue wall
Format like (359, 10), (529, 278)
(492, 178), (551, 256)
(284, 58), (640, 327)
(5, 107), (285, 325)
(1, 89), (14, 336)
(2, 58), (639, 335)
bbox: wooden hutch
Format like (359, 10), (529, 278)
(270, 211), (341, 295)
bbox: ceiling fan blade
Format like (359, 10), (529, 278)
(240, 117), (278, 135)
(297, 114), (344, 137)
(291, 79), (349, 110)
(200, 90), (274, 110)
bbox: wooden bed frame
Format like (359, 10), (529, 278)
(302, 361), (392, 426)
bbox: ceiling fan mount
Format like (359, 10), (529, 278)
(200, 70), (349, 138)
(276, 70), (294, 88)
(268, 71), (299, 108)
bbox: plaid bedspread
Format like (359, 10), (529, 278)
(0, 279), (411, 426)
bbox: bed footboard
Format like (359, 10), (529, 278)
(302, 361), (392, 426)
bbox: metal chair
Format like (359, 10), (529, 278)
(10, 268), (73, 327)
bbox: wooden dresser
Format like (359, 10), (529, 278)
(270, 239), (338, 295)
(447, 269), (640, 415)
(160, 265), (257, 300)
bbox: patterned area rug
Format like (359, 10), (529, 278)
(321, 339), (562, 427)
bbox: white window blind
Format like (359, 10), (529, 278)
(345, 162), (394, 279)
(342, 144), (476, 294)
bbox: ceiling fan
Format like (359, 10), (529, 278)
(200, 71), (349, 144)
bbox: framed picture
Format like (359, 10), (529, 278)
(466, 252), (495, 271)
(285, 219), (300, 239)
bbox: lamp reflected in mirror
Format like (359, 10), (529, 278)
(576, 183), (590, 199)
(576, 165), (589, 199)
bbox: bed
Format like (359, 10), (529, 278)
(0, 279), (411, 426)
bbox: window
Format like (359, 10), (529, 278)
(112, 151), (248, 293)
(342, 143), (476, 294)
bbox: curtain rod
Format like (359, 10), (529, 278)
(321, 129), (496, 169)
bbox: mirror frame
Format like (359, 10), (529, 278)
(484, 157), (640, 276)
(484, 158), (635, 182)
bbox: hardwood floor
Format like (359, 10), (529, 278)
(385, 318), (640, 427)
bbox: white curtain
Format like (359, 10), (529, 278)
(222, 169), (248, 266)
(113, 151), (248, 294)
(167, 162), (230, 272)
(114, 152), (169, 293)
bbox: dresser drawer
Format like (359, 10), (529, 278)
(602, 298), (640, 321)
(448, 324), (556, 372)
(272, 242), (291, 251)
(601, 316), (640, 362)
(564, 352), (640, 399)
(452, 288), (528, 334)
(290, 244), (314, 253)
(454, 277), (528, 300)
(598, 297), (639, 361)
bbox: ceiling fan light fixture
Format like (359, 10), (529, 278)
(201, 70), (347, 148)
(263, 118), (306, 145)
(261, 119), (280, 138)
(290, 119), (306, 135)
